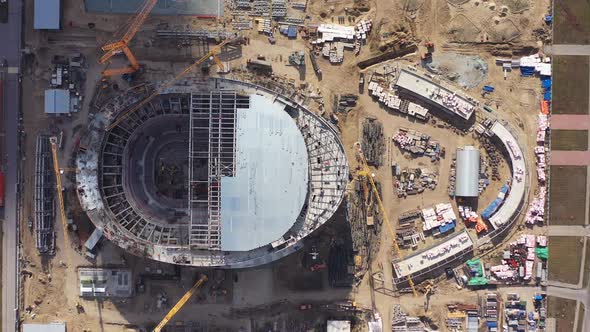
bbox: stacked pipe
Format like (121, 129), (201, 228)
(361, 118), (385, 167)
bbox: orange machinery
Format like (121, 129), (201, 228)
(99, 0), (158, 76)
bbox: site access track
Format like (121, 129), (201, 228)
(0, 0), (22, 332)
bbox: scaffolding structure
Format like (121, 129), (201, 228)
(100, 94), (191, 247)
(35, 135), (55, 254)
(188, 91), (248, 249)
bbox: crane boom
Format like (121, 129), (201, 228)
(99, 0), (158, 76)
(355, 143), (418, 297)
(107, 37), (241, 131)
(49, 137), (72, 263)
(152, 275), (208, 332)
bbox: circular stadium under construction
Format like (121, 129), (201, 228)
(76, 78), (349, 268)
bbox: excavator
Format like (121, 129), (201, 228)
(152, 274), (208, 332)
(354, 142), (418, 297)
(98, 0), (158, 76)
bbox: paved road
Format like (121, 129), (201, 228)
(0, 0), (22, 331)
(547, 225), (590, 237)
(544, 44), (590, 56)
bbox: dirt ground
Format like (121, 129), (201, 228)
(551, 129), (589, 151)
(548, 236), (584, 285)
(549, 166), (587, 225)
(551, 55), (590, 115)
(547, 296), (578, 332)
(553, 0), (590, 45)
(17, 0), (552, 330)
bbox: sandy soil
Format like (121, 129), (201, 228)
(17, 0), (550, 330)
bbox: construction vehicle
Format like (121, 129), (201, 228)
(49, 136), (72, 263)
(422, 280), (434, 311)
(152, 274), (208, 332)
(354, 142), (418, 297)
(98, 0), (158, 76)
(107, 37), (242, 131)
(420, 41), (434, 62)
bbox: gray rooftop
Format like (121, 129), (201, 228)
(23, 323), (66, 332)
(85, 0), (223, 16)
(44, 89), (70, 114)
(79, 268), (133, 298)
(455, 146), (480, 197)
(34, 0), (60, 30)
(221, 95), (309, 251)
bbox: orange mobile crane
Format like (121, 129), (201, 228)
(355, 142), (418, 296)
(107, 37), (242, 131)
(99, 0), (158, 76)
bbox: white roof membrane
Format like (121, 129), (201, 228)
(220, 95), (309, 251)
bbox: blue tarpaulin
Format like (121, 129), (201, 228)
(439, 221), (456, 234)
(544, 91), (552, 101)
(500, 184), (510, 194)
(520, 67), (535, 76)
(287, 26), (297, 38)
(483, 85), (495, 92)
(545, 15), (552, 24)
(487, 321), (498, 328)
(541, 78), (552, 89)
(482, 198), (502, 219)
(482, 185), (509, 219)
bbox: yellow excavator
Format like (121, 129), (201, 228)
(152, 274), (208, 332)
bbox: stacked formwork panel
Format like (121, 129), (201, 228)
(35, 135), (55, 254)
(188, 91), (247, 250)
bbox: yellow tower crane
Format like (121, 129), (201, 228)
(152, 274), (208, 332)
(354, 142), (418, 297)
(49, 136), (72, 264)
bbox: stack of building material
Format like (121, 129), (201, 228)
(392, 128), (441, 158)
(437, 89), (476, 118)
(314, 24), (356, 44)
(257, 18), (272, 34)
(407, 102), (429, 120)
(520, 54), (552, 77)
(421, 207), (437, 231)
(271, 0), (287, 17)
(354, 19), (372, 40)
(490, 264), (518, 280)
(421, 202), (457, 233)
(525, 186), (545, 225)
(361, 118), (385, 166)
